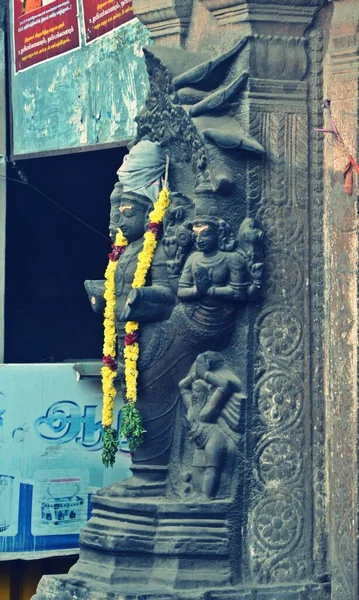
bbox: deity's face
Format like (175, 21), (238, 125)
(118, 202), (147, 242)
(193, 223), (218, 254)
(192, 380), (208, 409)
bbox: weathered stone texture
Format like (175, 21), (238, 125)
(323, 2), (359, 598)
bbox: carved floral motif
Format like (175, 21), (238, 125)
(259, 308), (302, 359)
(258, 439), (302, 485)
(264, 252), (303, 299)
(270, 557), (307, 583)
(253, 493), (302, 551)
(248, 76), (310, 583)
(256, 371), (303, 429)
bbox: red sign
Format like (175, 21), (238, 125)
(82, 0), (133, 44)
(13, 0), (80, 73)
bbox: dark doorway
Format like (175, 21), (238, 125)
(5, 147), (126, 363)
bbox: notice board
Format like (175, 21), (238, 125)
(13, 0), (81, 73)
(0, 363), (131, 559)
(9, 0), (150, 157)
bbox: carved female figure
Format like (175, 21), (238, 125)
(176, 210), (250, 345)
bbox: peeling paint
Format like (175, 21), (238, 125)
(10, 14), (150, 155)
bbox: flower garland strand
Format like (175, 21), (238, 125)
(101, 230), (128, 467)
(101, 188), (171, 467)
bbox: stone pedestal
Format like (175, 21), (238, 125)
(70, 497), (234, 589)
(35, 577), (329, 600)
(34, 492), (329, 600)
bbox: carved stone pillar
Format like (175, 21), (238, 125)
(30, 2), (335, 600)
(323, 2), (359, 598)
(132, 0), (193, 47)
(188, 0), (330, 591)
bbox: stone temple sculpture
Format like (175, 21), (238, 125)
(32, 19), (330, 600)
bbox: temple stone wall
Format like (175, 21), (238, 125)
(30, 1), (359, 599)
(133, 0), (359, 597)
(322, 1), (359, 598)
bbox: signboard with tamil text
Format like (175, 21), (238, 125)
(13, 0), (81, 73)
(0, 363), (130, 559)
(8, 0), (149, 157)
(82, 0), (134, 44)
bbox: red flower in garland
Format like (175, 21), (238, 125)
(125, 332), (139, 346)
(102, 355), (117, 370)
(108, 244), (126, 262)
(148, 222), (161, 239)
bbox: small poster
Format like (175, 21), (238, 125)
(13, 0), (80, 73)
(31, 470), (89, 536)
(82, 0), (133, 44)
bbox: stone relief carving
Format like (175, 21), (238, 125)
(31, 2), (330, 598)
(135, 39), (264, 194)
(179, 351), (246, 499)
(247, 103), (310, 587)
(251, 35), (308, 81)
(308, 31), (327, 580)
(198, 0), (326, 28)
(86, 180), (264, 500)
(132, 0), (194, 47)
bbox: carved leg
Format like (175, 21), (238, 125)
(203, 433), (227, 498)
(192, 465), (204, 494)
(203, 466), (220, 498)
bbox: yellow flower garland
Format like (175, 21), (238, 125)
(101, 188), (170, 465)
(101, 230), (127, 429)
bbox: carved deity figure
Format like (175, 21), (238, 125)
(85, 142), (186, 496)
(85, 142), (263, 498)
(179, 351), (246, 499)
(236, 217), (264, 299)
(87, 186), (175, 364)
(176, 210), (254, 346)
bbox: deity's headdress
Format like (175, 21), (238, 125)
(119, 190), (154, 212)
(117, 140), (168, 204)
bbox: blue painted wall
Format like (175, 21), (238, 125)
(9, 12), (150, 156)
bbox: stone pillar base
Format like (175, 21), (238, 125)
(33, 576), (330, 600)
(67, 497), (234, 589)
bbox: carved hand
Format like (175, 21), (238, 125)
(204, 371), (228, 389)
(250, 262), (264, 283)
(199, 407), (215, 423)
(195, 266), (212, 295)
(179, 372), (196, 389)
(120, 288), (142, 320)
